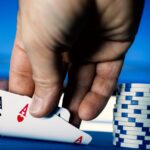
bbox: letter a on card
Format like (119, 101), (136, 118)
(19, 104), (29, 117)
(17, 104), (29, 123)
(74, 136), (83, 144)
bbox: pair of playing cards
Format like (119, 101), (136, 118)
(0, 90), (92, 144)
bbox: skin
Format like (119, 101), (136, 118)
(0, 80), (8, 91)
(9, 0), (144, 127)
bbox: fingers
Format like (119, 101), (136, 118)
(96, 0), (144, 41)
(26, 45), (64, 117)
(10, 38), (66, 118)
(9, 23), (34, 97)
(22, 38), (64, 117)
(88, 41), (131, 62)
(0, 80), (8, 90)
(63, 63), (95, 127)
(10, 30), (66, 118)
(79, 59), (124, 120)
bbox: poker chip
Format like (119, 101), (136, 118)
(114, 112), (150, 119)
(114, 127), (150, 136)
(118, 91), (150, 97)
(114, 117), (149, 125)
(120, 87), (150, 93)
(116, 99), (150, 106)
(117, 95), (150, 101)
(113, 125), (150, 132)
(114, 116), (150, 124)
(119, 83), (150, 88)
(113, 133), (150, 141)
(113, 140), (150, 149)
(113, 83), (150, 149)
(114, 107), (150, 114)
(115, 104), (150, 110)
(114, 137), (150, 145)
(113, 120), (150, 127)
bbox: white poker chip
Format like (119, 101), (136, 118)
(113, 120), (150, 127)
(119, 83), (150, 88)
(113, 126), (150, 137)
(113, 112), (150, 119)
(114, 117), (150, 128)
(120, 87), (150, 93)
(113, 140), (150, 149)
(114, 128), (150, 136)
(114, 83), (150, 149)
(113, 132), (150, 141)
(117, 95), (150, 101)
(114, 107), (150, 115)
(118, 91), (150, 97)
(113, 137), (150, 145)
(116, 99), (150, 106)
(113, 124), (150, 132)
(115, 104), (150, 110)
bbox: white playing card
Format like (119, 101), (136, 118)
(0, 90), (92, 144)
(0, 90), (68, 123)
(55, 107), (70, 122)
(0, 95), (2, 117)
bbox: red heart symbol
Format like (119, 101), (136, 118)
(17, 115), (24, 122)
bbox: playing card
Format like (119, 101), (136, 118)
(55, 107), (70, 122)
(0, 90), (69, 123)
(0, 96), (2, 116)
(0, 90), (92, 144)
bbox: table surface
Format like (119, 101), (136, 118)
(0, 131), (132, 150)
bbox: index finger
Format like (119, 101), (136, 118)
(9, 17), (34, 96)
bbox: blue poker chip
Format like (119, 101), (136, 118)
(120, 95), (149, 100)
(116, 96), (150, 107)
(113, 107), (150, 115)
(117, 95), (150, 101)
(114, 133), (146, 141)
(117, 91), (150, 97)
(114, 112), (150, 119)
(113, 140), (150, 149)
(114, 116), (150, 125)
(114, 128), (150, 136)
(114, 107), (150, 114)
(114, 83), (150, 149)
(114, 137), (150, 145)
(116, 99), (150, 106)
(119, 83), (150, 88)
(115, 104), (150, 110)
(120, 87), (150, 93)
(114, 124), (150, 133)
(113, 120), (149, 128)
(113, 133), (150, 141)
(114, 125), (150, 136)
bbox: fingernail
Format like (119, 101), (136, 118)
(29, 95), (43, 115)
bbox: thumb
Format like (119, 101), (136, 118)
(25, 42), (63, 117)
(18, 3), (64, 117)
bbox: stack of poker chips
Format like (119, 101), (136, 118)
(113, 83), (150, 149)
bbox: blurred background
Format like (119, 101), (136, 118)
(0, 0), (150, 84)
(0, 0), (150, 131)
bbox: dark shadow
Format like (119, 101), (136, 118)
(54, 0), (102, 64)
(55, 0), (144, 64)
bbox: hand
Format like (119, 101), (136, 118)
(0, 80), (8, 90)
(9, 0), (144, 127)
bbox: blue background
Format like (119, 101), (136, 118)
(0, 0), (150, 83)
(0, 1), (149, 149)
